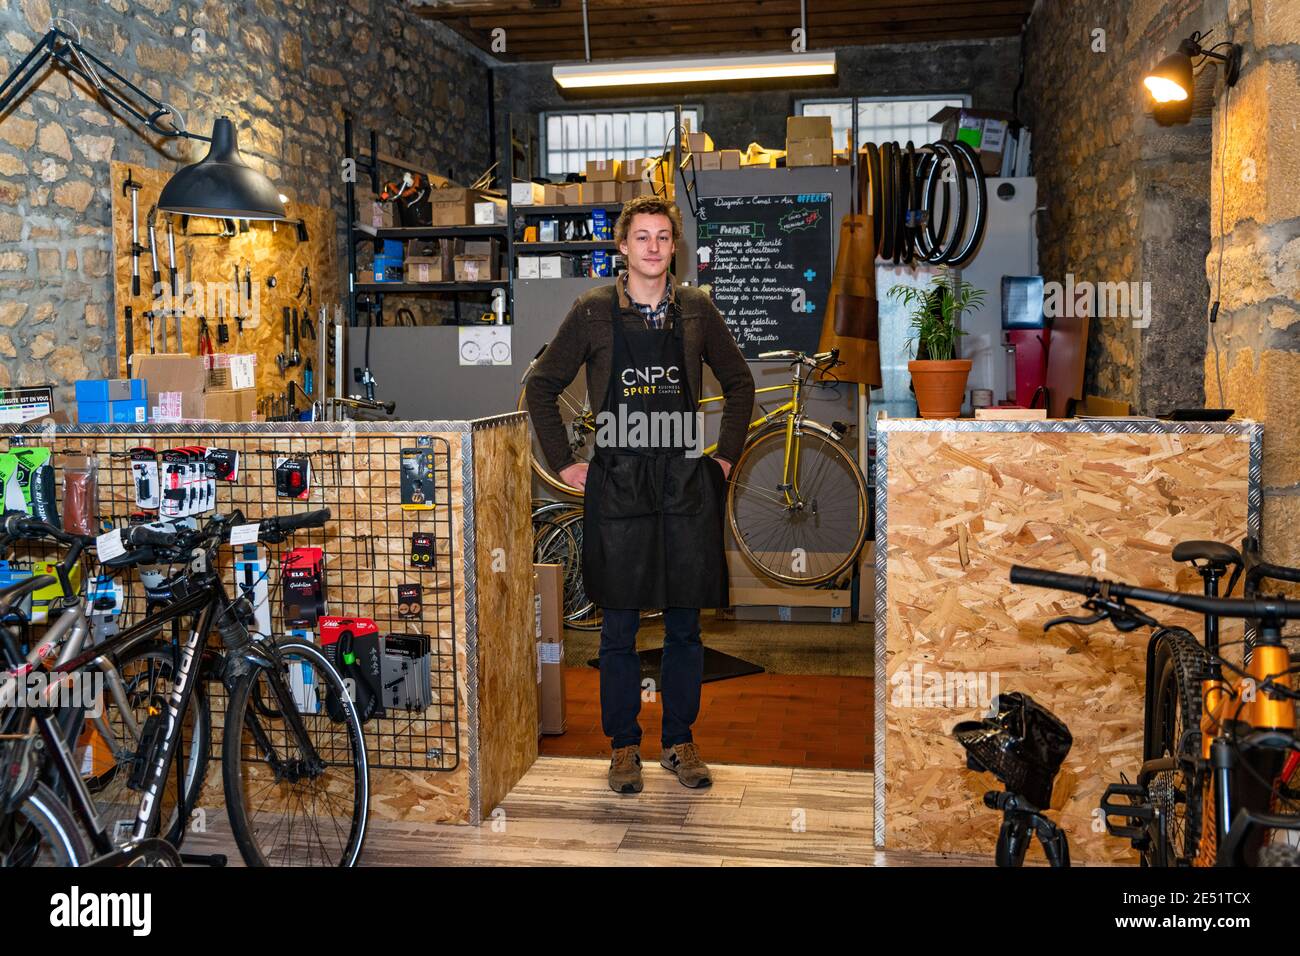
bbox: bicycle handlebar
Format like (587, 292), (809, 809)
(1010, 564), (1300, 621)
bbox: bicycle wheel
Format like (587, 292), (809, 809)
(0, 783), (89, 867)
(82, 640), (210, 847)
(222, 638), (368, 867)
(728, 424), (869, 585)
(518, 381), (595, 497)
(1142, 628), (1210, 866)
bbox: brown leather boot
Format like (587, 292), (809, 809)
(660, 742), (713, 788)
(608, 744), (643, 794)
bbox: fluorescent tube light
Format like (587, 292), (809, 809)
(553, 52), (836, 90)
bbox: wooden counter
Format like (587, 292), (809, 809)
(874, 419), (1261, 863)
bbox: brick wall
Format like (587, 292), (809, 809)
(0, 0), (492, 401)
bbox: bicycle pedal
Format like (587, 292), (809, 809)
(1100, 781), (1153, 839)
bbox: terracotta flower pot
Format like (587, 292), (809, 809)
(908, 359), (972, 419)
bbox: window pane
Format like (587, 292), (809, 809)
(542, 108), (701, 176)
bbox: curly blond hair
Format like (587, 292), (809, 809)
(614, 194), (683, 247)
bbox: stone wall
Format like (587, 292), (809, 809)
(1022, 0), (1221, 414)
(0, 0), (492, 401)
(497, 38), (1020, 167)
(1207, 0), (1300, 568)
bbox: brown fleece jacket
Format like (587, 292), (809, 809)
(525, 278), (755, 473)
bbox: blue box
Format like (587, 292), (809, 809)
(591, 209), (611, 241)
(382, 240), (405, 260)
(373, 258), (404, 282)
(78, 398), (148, 424)
(74, 378), (145, 403)
(591, 250), (611, 277)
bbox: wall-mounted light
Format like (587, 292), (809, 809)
(1143, 30), (1242, 122)
(553, 52), (837, 90)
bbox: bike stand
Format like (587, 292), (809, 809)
(180, 852), (227, 867)
(986, 791), (1071, 867)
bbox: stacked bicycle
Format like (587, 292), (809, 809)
(0, 508), (370, 867)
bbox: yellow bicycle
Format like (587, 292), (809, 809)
(519, 347), (869, 586)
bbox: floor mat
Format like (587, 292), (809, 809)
(585, 646), (765, 683)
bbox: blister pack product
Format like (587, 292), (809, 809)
(275, 456), (312, 500)
(410, 532), (434, 569)
(399, 447), (436, 510)
(205, 447), (239, 482)
(234, 544), (272, 639)
(87, 573), (125, 643)
(159, 449), (188, 518)
(130, 447), (159, 511)
(282, 546), (326, 626)
(396, 583), (422, 619)
(319, 616), (382, 723)
(1, 448), (59, 524)
(61, 456), (100, 536)
(380, 633), (432, 712)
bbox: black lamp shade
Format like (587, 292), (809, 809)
(158, 116), (287, 220)
(1143, 47), (1195, 104)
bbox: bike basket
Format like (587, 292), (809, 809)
(953, 692), (1073, 811)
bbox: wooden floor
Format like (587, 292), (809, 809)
(185, 756), (990, 866)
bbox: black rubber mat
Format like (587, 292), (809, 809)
(586, 646), (765, 684)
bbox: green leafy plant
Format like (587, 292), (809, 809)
(889, 273), (987, 362)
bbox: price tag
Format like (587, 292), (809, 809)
(96, 528), (125, 561)
(229, 522), (261, 546)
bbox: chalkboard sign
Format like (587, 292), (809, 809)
(695, 192), (835, 358)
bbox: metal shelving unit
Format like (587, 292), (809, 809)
(354, 281), (508, 294)
(516, 240), (616, 253)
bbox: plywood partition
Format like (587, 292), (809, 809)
(874, 419), (1261, 864)
(7, 416), (535, 828)
(109, 160), (341, 402)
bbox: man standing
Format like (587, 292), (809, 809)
(526, 194), (755, 794)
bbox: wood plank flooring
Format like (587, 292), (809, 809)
(184, 756), (991, 866)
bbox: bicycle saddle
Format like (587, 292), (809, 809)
(1171, 540), (1242, 567)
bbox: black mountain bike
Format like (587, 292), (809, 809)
(1, 509), (370, 866)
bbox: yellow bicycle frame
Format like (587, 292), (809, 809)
(699, 381), (803, 507)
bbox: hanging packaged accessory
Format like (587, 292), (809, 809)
(205, 447), (239, 482)
(282, 545), (326, 626)
(87, 573), (125, 643)
(410, 532), (434, 568)
(130, 447), (159, 511)
(234, 543), (272, 639)
(276, 455), (312, 499)
(399, 447), (437, 510)
(380, 633), (432, 713)
(159, 449), (188, 518)
(2, 447), (59, 524)
(61, 456), (100, 536)
(319, 616), (382, 723)
(397, 583), (422, 619)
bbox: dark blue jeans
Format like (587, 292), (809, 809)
(599, 607), (702, 750)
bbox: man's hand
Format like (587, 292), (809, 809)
(560, 462), (589, 491)
(714, 457), (732, 479)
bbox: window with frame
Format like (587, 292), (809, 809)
(797, 96), (967, 151)
(542, 108), (701, 177)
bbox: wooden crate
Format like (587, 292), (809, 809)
(875, 419), (1261, 863)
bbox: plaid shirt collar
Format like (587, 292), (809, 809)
(618, 272), (674, 329)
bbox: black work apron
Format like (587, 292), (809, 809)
(582, 302), (728, 610)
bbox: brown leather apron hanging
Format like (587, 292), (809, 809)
(816, 150), (883, 388)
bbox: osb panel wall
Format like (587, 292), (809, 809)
(19, 424), (478, 826)
(471, 416), (537, 816)
(109, 160), (340, 405)
(879, 423), (1256, 864)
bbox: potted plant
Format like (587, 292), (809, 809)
(889, 273), (986, 419)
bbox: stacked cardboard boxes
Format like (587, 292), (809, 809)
(786, 116), (834, 167)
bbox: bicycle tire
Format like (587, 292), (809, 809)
(1, 782), (89, 867)
(222, 639), (369, 867)
(83, 640), (211, 848)
(1142, 628), (1211, 866)
(727, 422), (869, 586)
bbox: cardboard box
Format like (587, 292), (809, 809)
(557, 182), (583, 205)
(510, 181), (545, 205)
(404, 255), (450, 283)
(539, 255), (573, 279)
(695, 151), (722, 171)
(786, 115), (833, 141)
(686, 131), (714, 153)
(473, 198), (507, 225)
(428, 186), (486, 226)
(201, 387), (256, 422)
(618, 157), (655, 182)
(77, 399), (147, 423)
(617, 180), (655, 202)
(928, 106), (1015, 176)
(786, 138), (834, 167)
(581, 180), (618, 204)
(585, 158), (621, 182)
(517, 256), (540, 279)
(132, 354), (206, 421)
(534, 563), (565, 735)
(454, 255), (493, 282)
(718, 149), (742, 170)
